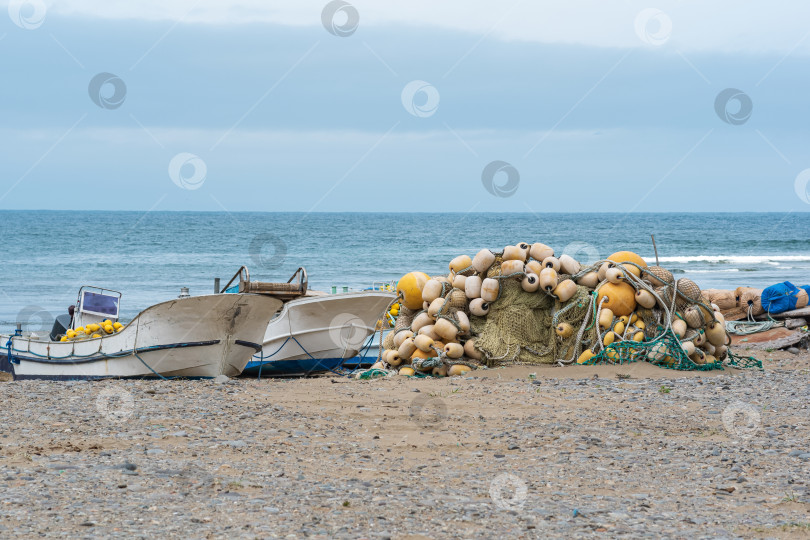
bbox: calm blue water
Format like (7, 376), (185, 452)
(1, 211), (808, 333)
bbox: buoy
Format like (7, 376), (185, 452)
(414, 334), (435, 352)
(434, 317), (459, 342)
(464, 339), (483, 360)
(469, 298), (490, 316)
(453, 313), (469, 336)
(427, 297), (445, 318)
(113, 322), (123, 331)
(444, 342), (464, 358)
(538, 267), (558, 292)
(472, 249), (496, 273)
(529, 243), (554, 262)
(648, 341), (672, 364)
(525, 260), (544, 276)
(87, 323), (100, 333)
(701, 342), (716, 356)
(465, 275), (482, 299)
(452, 274), (467, 290)
(370, 361), (385, 370)
(693, 330), (706, 346)
(607, 251), (647, 277)
(613, 321), (625, 335)
(521, 273), (540, 292)
(577, 349), (595, 364)
(422, 279), (444, 303)
(705, 320), (726, 346)
(715, 345), (728, 360)
(555, 323), (573, 338)
(448, 364), (472, 377)
(398, 337), (417, 360)
(552, 279), (577, 302)
(60, 336), (68, 342)
(596, 282), (637, 316)
(713, 311), (726, 325)
(559, 254), (581, 275)
(480, 278), (499, 302)
(411, 348), (433, 362)
(417, 325), (439, 341)
(644, 266), (673, 288)
(393, 330), (414, 348)
(632, 331), (644, 342)
(576, 272), (599, 289)
(436, 275), (451, 284)
(449, 255), (472, 273)
(502, 245), (527, 262)
(680, 340), (696, 356)
(397, 272), (430, 310)
(432, 365), (448, 377)
(422, 301), (430, 312)
(635, 320), (645, 330)
(603, 331), (616, 346)
(388, 352), (404, 367)
(605, 267), (625, 284)
(597, 262), (611, 282)
(399, 366), (415, 376)
(66, 329), (77, 339)
(682, 305), (706, 329)
(598, 308), (614, 330)
(704, 354), (718, 365)
(635, 289), (656, 309)
(542, 256), (561, 272)
(690, 349), (706, 365)
(75, 326), (85, 334)
(411, 313), (433, 333)
(500, 260), (525, 276)
(91, 333), (101, 339)
(672, 319), (687, 338)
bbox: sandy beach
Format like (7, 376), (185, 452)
(0, 347), (808, 539)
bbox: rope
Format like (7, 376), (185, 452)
(725, 319), (783, 335)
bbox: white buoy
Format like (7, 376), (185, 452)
(452, 274), (467, 290)
(444, 342), (464, 359)
(464, 339), (483, 359)
(411, 313), (433, 333)
(427, 297), (445, 318)
(417, 324), (439, 341)
(542, 256), (561, 272)
(434, 317), (459, 342)
(393, 330), (413, 348)
(500, 260), (525, 276)
(472, 249), (496, 273)
(576, 272), (599, 289)
(481, 278), (499, 302)
(465, 275), (482, 299)
(469, 298), (490, 316)
(559, 254), (581, 275)
(422, 279), (443, 303)
(502, 245), (527, 262)
(606, 267), (625, 284)
(456, 311), (470, 334)
(398, 337), (417, 360)
(521, 273), (540, 292)
(538, 267), (558, 292)
(635, 289), (656, 309)
(526, 260), (544, 276)
(530, 243), (554, 261)
(553, 279), (577, 302)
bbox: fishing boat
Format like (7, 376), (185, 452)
(0, 277), (282, 380)
(227, 268), (396, 377)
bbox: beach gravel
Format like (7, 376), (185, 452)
(0, 348), (808, 538)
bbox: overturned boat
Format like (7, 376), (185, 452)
(1, 277), (282, 380)
(222, 267), (395, 377)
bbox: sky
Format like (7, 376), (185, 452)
(1, 0), (810, 212)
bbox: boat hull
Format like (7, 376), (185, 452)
(243, 291), (395, 377)
(1, 294), (282, 380)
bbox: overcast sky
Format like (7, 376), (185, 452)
(1, 0), (809, 212)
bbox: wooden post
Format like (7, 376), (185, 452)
(214, 278), (221, 294)
(651, 235), (659, 266)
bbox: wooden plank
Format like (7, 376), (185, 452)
(731, 328), (806, 350)
(760, 306), (810, 319)
(785, 318), (808, 329)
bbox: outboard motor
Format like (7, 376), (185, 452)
(50, 314), (71, 341)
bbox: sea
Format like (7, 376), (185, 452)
(1, 211), (808, 334)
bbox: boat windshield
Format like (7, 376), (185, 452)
(80, 290), (120, 318)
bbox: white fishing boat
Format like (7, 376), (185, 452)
(1, 277), (282, 380)
(230, 268), (396, 377)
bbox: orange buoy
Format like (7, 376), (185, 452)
(596, 282), (637, 316)
(607, 251), (648, 277)
(555, 323), (574, 338)
(396, 272), (430, 310)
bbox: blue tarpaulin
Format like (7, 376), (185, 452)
(760, 281), (810, 314)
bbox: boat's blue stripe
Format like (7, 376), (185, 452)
(1, 340), (221, 366)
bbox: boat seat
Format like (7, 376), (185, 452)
(240, 280), (307, 300)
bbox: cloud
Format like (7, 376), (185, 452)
(31, 0), (810, 55)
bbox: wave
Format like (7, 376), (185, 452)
(648, 255), (810, 264)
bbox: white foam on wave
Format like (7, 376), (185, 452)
(646, 255), (810, 264)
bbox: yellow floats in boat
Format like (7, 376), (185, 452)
(113, 322), (123, 331)
(397, 272), (430, 310)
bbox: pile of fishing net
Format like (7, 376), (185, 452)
(370, 242), (761, 377)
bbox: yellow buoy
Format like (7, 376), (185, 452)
(555, 323), (574, 338)
(577, 349), (595, 364)
(705, 320), (727, 346)
(113, 322), (123, 331)
(448, 364), (472, 377)
(613, 321), (625, 335)
(444, 342), (464, 358)
(469, 298), (490, 317)
(66, 329), (77, 339)
(87, 323), (101, 333)
(596, 282), (637, 317)
(529, 243), (554, 262)
(538, 267), (557, 292)
(635, 320), (645, 330)
(103, 324), (114, 334)
(480, 278), (499, 302)
(397, 272), (430, 310)
(399, 366), (415, 376)
(552, 279), (577, 302)
(607, 251), (648, 277)
(521, 273), (540, 292)
(465, 275), (482, 299)
(60, 336), (68, 342)
(603, 331), (616, 346)
(449, 255), (472, 273)
(632, 331), (644, 342)
(472, 249), (496, 273)
(91, 333), (101, 339)
(75, 326), (85, 334)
